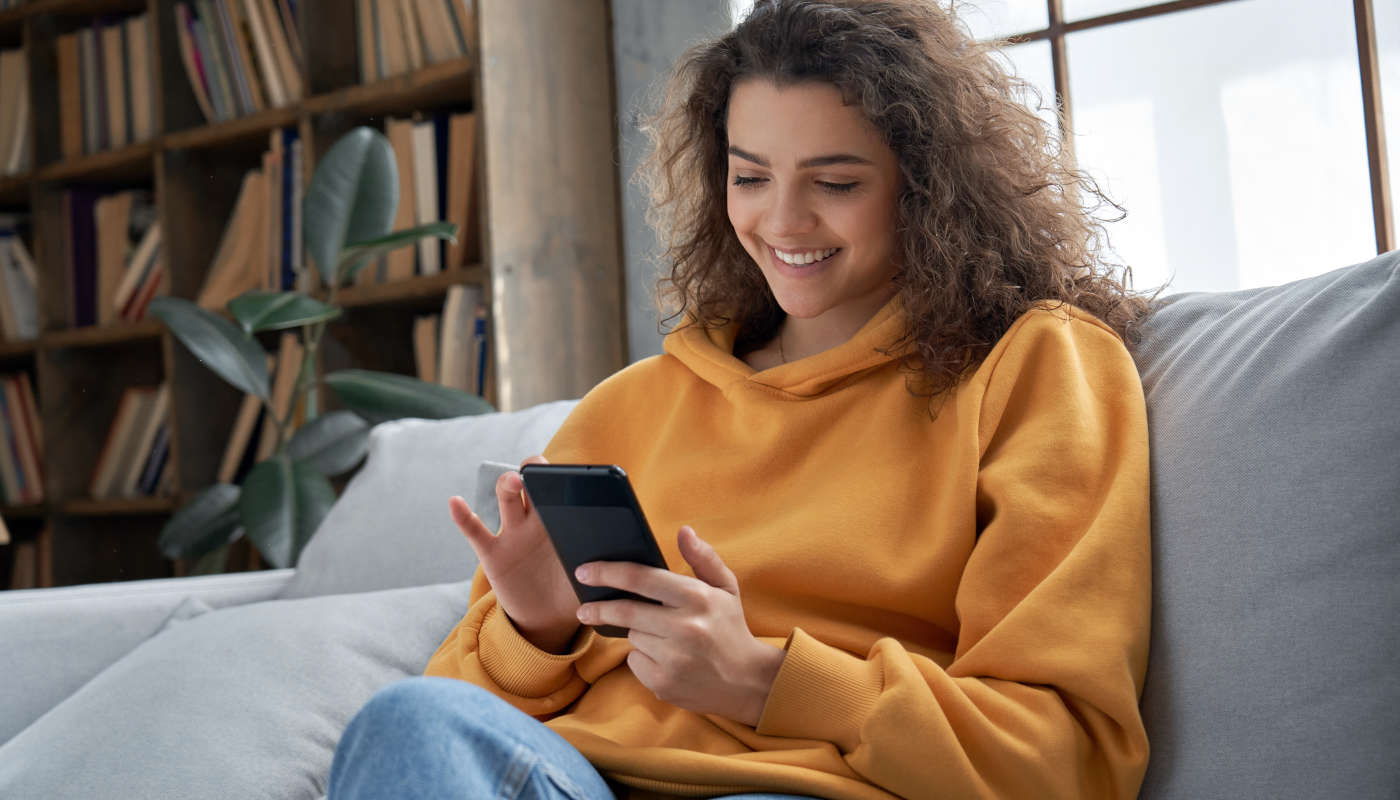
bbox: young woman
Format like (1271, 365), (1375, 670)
(328, 1), (1153, 798)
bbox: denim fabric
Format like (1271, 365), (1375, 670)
(328, 676), (816, 800)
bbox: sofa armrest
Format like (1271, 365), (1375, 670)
(0, 569), (295, 745)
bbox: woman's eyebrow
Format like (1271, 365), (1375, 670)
(727, 145), (873, 168)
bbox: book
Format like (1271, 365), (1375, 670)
(175, 3), (217, 122)
(120, 383), (169, 497)
(57, 32), (83, 159)
(411, 118), (441, 275)
(16, 372), (41, 459)
(437, 284), (481, 392)
(89, 386), (151, 498)
(224, 0), (268, 112)
(120, 248), (166, 322)
(384, 117), (418, 281)
(4, 45), (30, 175)
(101, 22), (127, 150)
(94, 191), (135, 326)
(258, 0), (303, 100)
(445, 0), (474, 58)
(241, 0), (285, 107)
(66, 188), (100, 327)
(445, 112), (477, 268)
(198, 169), (268, 309)
(135, 421), (170, 496)
(218, 389), (264, 483)
(413, 313), (439, 383)
(192, 1), (237, 120)
(255, 332), (304, 460)
(0, 236), (38, 340)
(125, 14), (155, 142)
(4, 376), (42, 503)
(0, 48), (23, 174)
(112, 221), (162, 317)
(356, 0), (375, 83)
(376, 0), (409, 78)
(472, 302), (489, 395)
(397, 0), (425, 71)
(0, 380), (25, 504)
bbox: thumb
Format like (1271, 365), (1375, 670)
(678, 526), (740, 595)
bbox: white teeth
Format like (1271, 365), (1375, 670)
(774, 247), (839, 265)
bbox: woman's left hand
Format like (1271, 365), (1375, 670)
(575, 525), (787, 727)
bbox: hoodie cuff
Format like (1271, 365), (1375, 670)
(477, 603), (595, 698)
(755, 627), (884, 753)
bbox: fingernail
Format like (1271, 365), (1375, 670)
(575, 565), (592, 583)
(576, 605), (592, 622)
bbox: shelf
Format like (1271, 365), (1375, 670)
(55, 496), (176, 516)
(36, 140), (157, 184)
(304, 58), (475, 119)
(335, 267), (487, 309)
(0, 503), (45, 519)
(41, 320), (164, 350)
(163, 105), (303, 152)
(0, 337), (38, 360)
(21, 0), (147, 19)
(0, 171), (29, 205)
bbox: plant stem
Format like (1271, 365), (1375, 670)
(271, 279), (340, 455)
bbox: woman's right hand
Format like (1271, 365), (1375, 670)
(448, 455), (581, 654)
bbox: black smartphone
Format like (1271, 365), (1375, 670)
(518, 464), (669, 637)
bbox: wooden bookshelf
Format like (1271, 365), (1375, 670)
(0, 0), (625, 588)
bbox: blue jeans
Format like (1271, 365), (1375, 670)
(329, 676), (818, 799)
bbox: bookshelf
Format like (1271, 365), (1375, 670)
(0, 0), (624, 589)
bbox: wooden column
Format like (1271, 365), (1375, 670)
(478, 0), (626, 411)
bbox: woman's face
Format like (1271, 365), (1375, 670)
(725, 79), (901, 327)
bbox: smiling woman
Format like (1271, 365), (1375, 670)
(329, 3), (1155, 799)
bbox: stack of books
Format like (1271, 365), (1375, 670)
(413, 284), (489, 397)
(356, 0), (475, 83)
(357, 111), (478, 285)
(55, 13), (158, 159)
(197, 128), (304, 309)
(57, 189), (165, 329)
(0, 217), (38, 342)
(0, 46), (33, 176)
(0, 371), (42, 506)
(174, 0), (304, 124)
(89, 383), (171, 500)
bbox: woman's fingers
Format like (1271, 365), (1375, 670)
(677, 526), (740, 595)
(447, 495), (494, 552)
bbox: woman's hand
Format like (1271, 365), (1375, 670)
(448, 456), (580, 654)
(575, 525), (787, 727)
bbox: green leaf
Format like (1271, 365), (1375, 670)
(304, 127), (399, 288)
(336, 222), (459, 286)
(240, 455), (338, 569)
(150, 297), (270, 399)
(158, 483), (244, 560)
(285, 410), (371, 476)
(325, 369), (494, 424)
(228, 291), (343, 334)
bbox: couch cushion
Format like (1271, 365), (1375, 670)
(1132, 251), (1400, 798)
(0, 580), (470, 800)
(0, 568), (293, 746)
(282, 400), (579, 599)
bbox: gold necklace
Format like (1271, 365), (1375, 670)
(777, 327), (786, 364)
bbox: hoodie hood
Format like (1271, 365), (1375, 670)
(662, 295), (910, 399)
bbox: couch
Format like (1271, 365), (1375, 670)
(1, 252), (1396, 799)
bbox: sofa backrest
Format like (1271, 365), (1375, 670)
(281, 400), (579, 599)
(1131, 251), (1399, 799)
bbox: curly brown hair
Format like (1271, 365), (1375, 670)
(638, 0), (1157, 399)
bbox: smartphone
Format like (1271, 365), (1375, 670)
(518, 464), (669, 637)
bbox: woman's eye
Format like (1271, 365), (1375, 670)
(732, 175), (766, 188)
(820, 181), (858, 194)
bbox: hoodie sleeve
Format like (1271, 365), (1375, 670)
(420, 377), (646, 716)
(755, 310), (1152, 800)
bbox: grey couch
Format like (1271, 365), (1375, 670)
(1, 253), (1396, 799)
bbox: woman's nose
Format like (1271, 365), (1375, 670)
(765, 185), (816, 237)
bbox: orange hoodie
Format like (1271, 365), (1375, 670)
(425, 298), (1151, 799)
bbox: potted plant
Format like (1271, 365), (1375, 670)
(151, 126), (492, 573)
